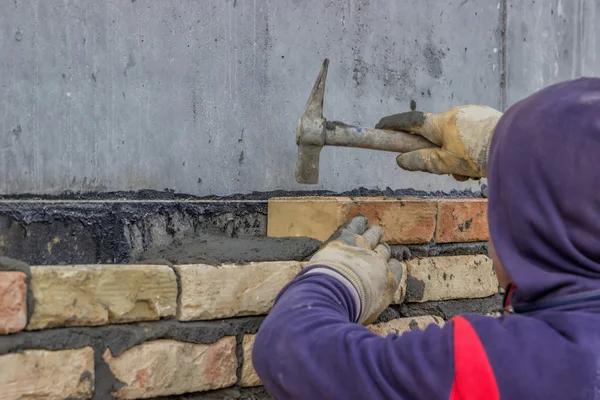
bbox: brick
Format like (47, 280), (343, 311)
(27, 264), (177, 330)
(0, 347), (94, 399)
(104, 337), (237, 399)
(267, 197), (351, 241)
(405, 255), (498, 302)
(268, 197), (437, 244)
(369, 316), (444, 336)
(392, 261), (408, 304)
(241, 334), (262, 387)
(176, 262), (301, 321)
(347, 198), (437, 244)
(0, 271), (27, 334)
(436, 199), (489, 243)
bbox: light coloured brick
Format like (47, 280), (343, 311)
(268, 197), (437, 244)
(27, 264), (177, 330)
(405, 255), (497, 302)
(369, 316), (444, 336)
(436, 200), (489, 243)
(104, 337), (237, 399)
(392, 261), (408, 304)
(348, 197), (437, 244)
(0, 271), (27, 334)
(267, 197), (351, 241)
(241, 334), (262, 387)
(176, 261), (302, 321)
(0, 347), (94, 399)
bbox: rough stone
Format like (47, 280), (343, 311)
(368, 315), (444, 337)
(0, 347), (94, 399)
(348, 198), (437, 244)
(267, 197), (352, 242)
(176, 262), (302, 321)
(436, 200), (489, 243)
(27, 264), (178, 330)
(392, 262), (409, 304)
(104, 337), (237, 399)
(405, 255), (498, 302)
(0, 272), (27, 334)
(241, 334), (262, 388)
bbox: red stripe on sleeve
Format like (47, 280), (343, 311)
(449, 316), (500, 400)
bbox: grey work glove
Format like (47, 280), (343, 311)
(376, 105), (502, 181)
(304, 216), (403, 326)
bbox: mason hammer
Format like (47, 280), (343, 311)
(295, 58), (437, 184)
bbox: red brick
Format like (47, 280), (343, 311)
(348, 197), (437, 244)
(435, 200), (489, 243)
(0, 271), (27, 334)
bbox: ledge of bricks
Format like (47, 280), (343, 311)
(267, 197), (489, 244)
(0, 196), (499, 399)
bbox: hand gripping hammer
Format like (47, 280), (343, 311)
(295, 58), (437, 184)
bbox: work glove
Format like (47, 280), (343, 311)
(375, 105), (502, 181)
(304, 216), (403, 325)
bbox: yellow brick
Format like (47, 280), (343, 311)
(241, 334), (262, 387)
(0, 347), (94, 399)
(27, 264), (178, 330)
(405, 255), (498, 302)
(368, 316), (444, 336)
(176, 262), (302, 321)
(104, 338), (237, 399)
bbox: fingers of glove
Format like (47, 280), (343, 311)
(375, 111), (427, 132)
(396, 149), (467, 175)
(374, 243), (391, 261)
(387, 258), (404, 284)
(361, 226), (383, 249)
(345, 216), (369, 236)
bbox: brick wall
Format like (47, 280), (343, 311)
(0, 197), (499, 399)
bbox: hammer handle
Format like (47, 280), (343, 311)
(325, 124), (438, 153)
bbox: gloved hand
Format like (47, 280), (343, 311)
(304, 216), (403, 325)
(375, 105), (502, 181)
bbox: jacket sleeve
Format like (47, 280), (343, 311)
(252, 269), (456, 400)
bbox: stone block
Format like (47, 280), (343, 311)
(267, 197), (351, 242)
(436, 200), (489, 243)
(0, 347), (94, 399)
(176, 262), (302, 321)
(268, 197), (437, 244)
(27, 264), (177, 330)
(104, 337), (237, 399)
(405, 255), (497, 302)
(241, 334), (262, 387)
(369, 316), (444, 336)
(0, 272), (27, 334)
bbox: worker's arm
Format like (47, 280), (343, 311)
(252, 216), (499, 399)
(252, 270), (456, 399)
(376, 106), (503, 181)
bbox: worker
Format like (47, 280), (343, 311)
(252, 77), (600, 399)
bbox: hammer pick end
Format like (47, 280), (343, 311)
(303, 58), (329, 120)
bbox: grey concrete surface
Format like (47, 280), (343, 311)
(506, 0), (600, 105)
(0, 0), (596, 196)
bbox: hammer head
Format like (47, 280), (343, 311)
(295, 58), (329, 184)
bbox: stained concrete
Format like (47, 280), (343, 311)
(0, 0), (501, 196)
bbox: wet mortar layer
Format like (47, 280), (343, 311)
(149, 386), (273, 400)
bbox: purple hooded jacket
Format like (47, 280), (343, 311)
(253, 78), (600, 399)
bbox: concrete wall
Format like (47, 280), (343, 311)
(0, 0), (598, 196)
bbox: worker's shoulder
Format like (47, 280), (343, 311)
(456, 313), (597, 398)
